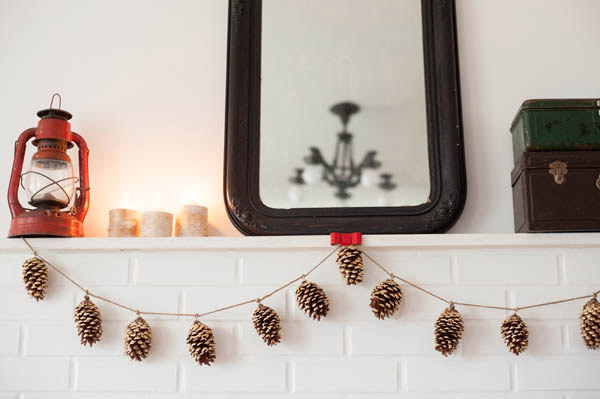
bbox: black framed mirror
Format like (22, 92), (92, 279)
(224, 0), (466, 235)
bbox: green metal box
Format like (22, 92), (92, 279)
(510, 99), (600, 164)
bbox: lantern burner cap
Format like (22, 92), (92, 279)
(37, 108), (72, 121)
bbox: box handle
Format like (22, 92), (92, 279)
(549, 160), (567, 184)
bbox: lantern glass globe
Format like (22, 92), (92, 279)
(23, 158), (75, 208)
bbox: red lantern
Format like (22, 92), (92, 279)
(7, 95), (90, 237)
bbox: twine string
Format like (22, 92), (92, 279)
(362, 250), (451, 305)
(360, 249), (596, 313)
(21, 238), (598, 318)
(22, 238), (337, 319)
(514, 294), (595, 310)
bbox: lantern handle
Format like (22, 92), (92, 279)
(8, 128), (37, 218)
(49, 93), (62, 110)
(70, 131), (90, 222)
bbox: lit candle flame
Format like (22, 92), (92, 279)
(151, 192), (164, 211)
(182, 186), (200, 206)
(119, 193), (132, 209)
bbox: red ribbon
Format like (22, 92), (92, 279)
(330, 232), (362, 246)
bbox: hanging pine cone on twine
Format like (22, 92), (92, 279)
(370, 279), (403, 320)
(295, 280), (329, 321)
(252, 303), (281, 346)
(501, 313), (529, 355)
(187, 320), (216, 366)
(74, 295), (103, 347)
(337, 245), (364, 285)
(22, 257), (48, 301)
(434, 303), (464, 357)
(580, 295), (600, 349)
(124, 316), (152, 361)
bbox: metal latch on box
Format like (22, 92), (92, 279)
(549, 160), (567, 184)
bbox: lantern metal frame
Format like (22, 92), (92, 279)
(7, 95), (90, 237)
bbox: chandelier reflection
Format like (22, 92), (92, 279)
(290, 101), (397, 201)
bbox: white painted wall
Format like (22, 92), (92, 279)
(0, 234), (599, 396)
(454, 0), (600, 233)
(0, 0), (232, 236)
(0, 0), (600, 236)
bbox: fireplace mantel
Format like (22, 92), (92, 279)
(1, 233), (599, 394)
(1, 233), (599, 252)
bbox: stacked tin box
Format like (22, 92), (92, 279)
(511, 99), (600, 232)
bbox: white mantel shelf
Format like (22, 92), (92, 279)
(1, 233), (599, 252)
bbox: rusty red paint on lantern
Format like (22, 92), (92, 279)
(7, 98), (90, 237)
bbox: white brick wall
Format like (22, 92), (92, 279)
(0, 234), (598, 397)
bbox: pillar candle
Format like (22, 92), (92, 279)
(140, 210), (173, 237)
(108, 209), (141, 237)
(174, 204), (208, 237)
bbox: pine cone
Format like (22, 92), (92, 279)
(580, 296), (600, 349)
(22, 257), (48, 301)
(434, 304), (464, 356)
(74, 295), (103, 347)
(370, 279), (403, 320)
(337, 245), (364, 285)
(295, 280), (329, 321)
(501, 313), (529, 355)
(187, 320), (216, 366)
(124, 316), (152, 361)
(252, 303), (281, 346)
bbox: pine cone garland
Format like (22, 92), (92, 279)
(295, 280), (329, 321)
(252, 303), (281, 346)
(580, 296), (600, 349)
(74, 295), (103, 347)
(22, 257), (48, 301)
(187, 320), (216, 366)
(337, 245), (364, 285)
(501, 313), (529, 355)
(370, 279), (403, 320)
(434, 304), (464, 357)
(124, 316), (152, 361)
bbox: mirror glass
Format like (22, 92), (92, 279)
(259, 0), (430, 208)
